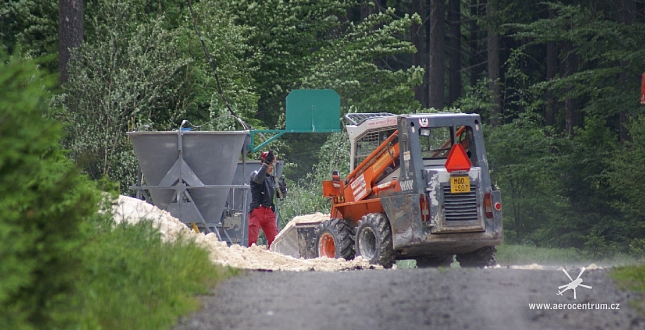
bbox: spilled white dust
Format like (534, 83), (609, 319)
(112, 196), (378, 272)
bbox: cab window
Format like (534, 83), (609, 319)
(419, 125), (477, 165)
(419, 126), (452, 159)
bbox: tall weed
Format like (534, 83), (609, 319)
(74, 214), (238, 330)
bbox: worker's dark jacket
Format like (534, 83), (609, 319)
(249, 164), (276, 211)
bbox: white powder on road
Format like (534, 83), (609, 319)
(112, 196), (377, 271)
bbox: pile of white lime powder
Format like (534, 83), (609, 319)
(111, 196), (378, 271)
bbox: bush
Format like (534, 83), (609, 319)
(74, 217), (236, 329)
(279, 131), (350, 225)
(0, 53), (238, 330)
(0, 54), (100, 329)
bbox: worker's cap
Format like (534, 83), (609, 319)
(260, 151), (276, 162)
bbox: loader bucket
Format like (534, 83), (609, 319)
(127, 130), (248, 228)
(270, 221), (323, 258)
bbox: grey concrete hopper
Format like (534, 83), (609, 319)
(127, 130), (249, 236)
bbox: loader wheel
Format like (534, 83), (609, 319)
(355, 213), (395, 269)
(456, 246), (497, 268)
(316, 219), (355, 260)
(415, 255), (454, 268)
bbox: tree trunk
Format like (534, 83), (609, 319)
(619, 0), (634, 144)
(487, 0), (501, 126)
(360, 0), (376, 20)
(412, 0), (427, 108)
(469, 0), (481, 87)
(425, 0), (432, 108)
(58, 0), (84, 85)
(448, 0), (461, 105)
(563, 41), (579, 137)
(545, 10), (558, 128)
(428, 0), (445, 109)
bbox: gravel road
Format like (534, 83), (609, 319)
(174, 267), (644, 330)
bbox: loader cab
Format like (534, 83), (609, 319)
(345, 113), (398, 171)
(418, 125), (478, 167)
(398, 113), (487, 175)
(394, 113), (501, 233)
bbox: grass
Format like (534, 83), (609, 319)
(496, 244), (641, 267)
(611, 265), (645, 313)
(495, 244), (583, 266)
(69, 219), (240, 330)
(396, 260), (417, 269)
(395, 244), (642, 269)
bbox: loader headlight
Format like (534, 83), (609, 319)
(420, 128), (431, 136)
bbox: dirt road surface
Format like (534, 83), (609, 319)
(174, 267), (644, 330)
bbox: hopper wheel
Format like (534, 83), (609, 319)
(316, 219), (355, 260)
(355, 213), (395, 269)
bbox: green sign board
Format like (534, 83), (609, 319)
(285, 89), (340, 132)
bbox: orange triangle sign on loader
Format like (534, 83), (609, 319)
(445, 143), (472, 172)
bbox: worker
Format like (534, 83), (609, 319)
(248, 150), (286, 248)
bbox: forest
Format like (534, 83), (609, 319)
(2, 0), (645, 257)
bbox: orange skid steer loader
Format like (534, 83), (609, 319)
(271, 113), (503, 268)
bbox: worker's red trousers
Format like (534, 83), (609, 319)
(248, 205), (278, 248)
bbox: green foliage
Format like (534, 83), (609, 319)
(0, 51), (238, 330)
(486, 3), (645, 255)
(227, 1), (424, 182)
(509, 3), (645, 125)
(453, 78), (496, 115)
(55, 0), (196, 192)
(0, 53), (99, 330)
(486, 115), (569, 245)
(470, 0), (645, 256)
(611, 264), (645, 313)
(608, 115), (645, 239)
(298, 8), (423, 114)
(219, 0), (423, 126)
(583, 229), (611, 260)
(9, 0), (645, 273)
(498, 243), (639, 266)
(0, 0), (58, 71)
(74, 216), (238, 329)
(219, 0), (350, 124)
(495, 244), (583, 266)
(486, 111), (631, 253)
(613, 264), (645, 292)
(184, 0), (259, 130)
(629, 239), (645, 261)
(279, 131), (350, 226)
(28, 0), (428, 194)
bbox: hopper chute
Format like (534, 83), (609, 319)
(128, 129), (249, 243)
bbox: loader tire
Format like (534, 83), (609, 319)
(355, 213), (395, 269)
(456, 246), (497, 268)
(316, 219), (355, 260)
(415, 255), (454, 268)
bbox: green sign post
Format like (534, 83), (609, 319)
(249, 89), (341, 152)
